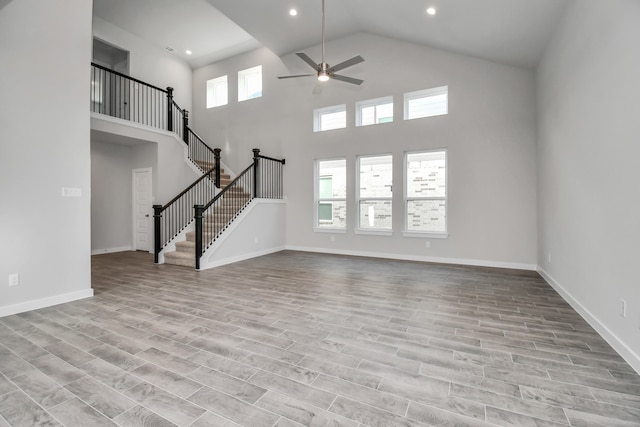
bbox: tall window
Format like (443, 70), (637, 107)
(238, 65), (262, 101)
(356, 96), (393, 126)
(405, 150), (447, 234)
(314, 105), (346, 132)
(404, 86), (448, 120)
(357, 155), (393, 231)
(206, 75), (228, 108)
(315, 159), (346, 230)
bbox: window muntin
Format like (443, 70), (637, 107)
(405, 150), (447, 233)
(314, 105), (346, 132)
(356, 96), (393, 127)
(404, 86), (448, 120)
(238, 65), (262, 101)
(206, 75), (228, 108)
(357, 155), (393, 230)
(315, 159), (346, 229)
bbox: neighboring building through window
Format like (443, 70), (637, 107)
(404, 86), (448, 120)
(238, 65), (262, 101)
(314, 105), (346, 132)
(357, 154), (393, 231)
(405, 150), (447, 235)
(206, 75), (228, 108)
(315, 159), (346, 230)
(356, 96), (393, 126)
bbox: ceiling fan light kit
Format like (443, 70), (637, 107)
(278, 0), (364, 88)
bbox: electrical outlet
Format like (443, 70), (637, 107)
(548, 253), (551, 263)
(425, 241), (431, 248)
(619, 299), (627, 318)
(330, 235), (335, 242)
(8, 274), (19, 287)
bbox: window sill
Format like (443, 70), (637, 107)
(313, 227), (347, 234)
(354, 229), (393, 237)
(402, 231), (449, 239)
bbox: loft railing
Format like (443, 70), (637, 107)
(153, 150), (221, 263)
(90, 63), (216, 172)
(194, 149), (285, 269)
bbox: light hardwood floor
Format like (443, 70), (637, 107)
(1, 250), (639, 426)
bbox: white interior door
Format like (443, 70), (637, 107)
(133, 168), (152, 251)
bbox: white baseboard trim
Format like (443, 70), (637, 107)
(0, 289), (94, 318)
(537, 267), (640, 375)
(285, 245), (537, 271)
(200, 246), (286, 270)
(91, 246), (133, 256)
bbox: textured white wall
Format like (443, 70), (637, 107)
(92, 17), (193, 113)
(0, 0), (93, 314)
(192, 33), (538, 268)
(537, 0), (640, 370)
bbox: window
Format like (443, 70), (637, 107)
(206, 75), (228, 108)
(404, 86), (448, 120)
(315, 159), (346, 230)
(404, 150), (447, 236)
(238, 65), (262, 101)
(356, 96), (393, 126)
(314, 105), (346, 132)
(357, 155), (393, 232)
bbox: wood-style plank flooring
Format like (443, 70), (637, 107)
(1, 250), (639, 426)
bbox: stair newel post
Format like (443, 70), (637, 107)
(153, 205), (163, 264)
(253, 148), (260, 198)
(166, 87), (174, 132)
(194, 205), (204, 270)
(214, 148), (222, 188)
(182, 109), (189, 144)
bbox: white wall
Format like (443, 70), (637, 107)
(92, 17), (192, 112)
(537, 0), (640, 370)
(0, 0), (93, 315)
(192, 33), (538, 269)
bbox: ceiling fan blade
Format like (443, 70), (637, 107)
(278, 74), (315, 79)
(328, 55), (364, 73)
(296, 52), (320, 70)
(331, 74), (364, 85)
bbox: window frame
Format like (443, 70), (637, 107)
(403, 149), (449, 239)
(355, 96), (394, 127)
(238, 65), (262, 102)
(403, 86), (448, 120)
(314, 158), (347, 233)
(355, 154), (393, 236)
(313, 104), (347, 132)
(206, 75), (228, 108)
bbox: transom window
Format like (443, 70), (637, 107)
(405, 150), (447, 235)
(238, 65), (262, 101)
(404, 86), (448, 120)
(314, 105), (346, 132)
(206, 75), (228, 108)
(356, 96), (393, 126)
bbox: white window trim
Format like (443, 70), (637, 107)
(314, 158), (347, 232)
(355, 96), (394, 127)
(206, 75), (228, 108)
(403, 86), (448, 120)
(238, 65), (262, 102)
(403, 149), (448, 237)
(355, 154), (393, 234)
(313, 104), (347, 132)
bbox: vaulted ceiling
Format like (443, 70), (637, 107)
(93, 0), (569, 70)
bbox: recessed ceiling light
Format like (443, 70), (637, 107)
(185, 50), (192, 55)
(289, 9), (298, 16)
(426, 7), (436, 15)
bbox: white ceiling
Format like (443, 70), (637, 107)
(93, 0), (569, 70)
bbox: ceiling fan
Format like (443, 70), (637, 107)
(278, 0), (364, 88)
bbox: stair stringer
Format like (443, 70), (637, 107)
(198, 199), (287, 270)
